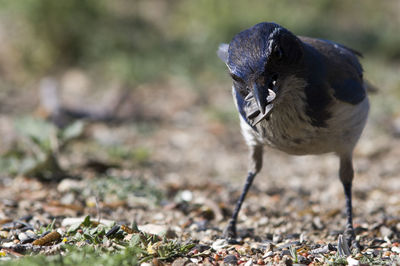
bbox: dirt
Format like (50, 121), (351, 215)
(1, 77), (400, 264)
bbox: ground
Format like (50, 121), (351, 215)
(1, 72), (400, 265)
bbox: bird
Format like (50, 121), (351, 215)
(217, 22), (370, 247)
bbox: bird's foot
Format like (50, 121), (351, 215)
(223, 219), (239, 244)
(344, 227), (361, 251)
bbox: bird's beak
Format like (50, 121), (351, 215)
(253, 83), (268, 115)
(248, 80), (276, 125)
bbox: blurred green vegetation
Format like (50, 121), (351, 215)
(0, 117), (84, 178)
(1, 0), (399, 177)
(0, 0), (399, 89)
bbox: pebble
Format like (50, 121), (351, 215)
(392, 116), (400, 137)
(223, 255), (238, 265)
(297, 255), (311, 265)
(191, 244), (210, 253)
(347, 257), (360, 266)
(273, 234), (283, 243)
(281, 249), (291, 256)
(392, 246), (400, 253)
(60, 193), (75, 205)
(236, 245), (251, 255)
(25, 230), (38, 240)
(282, 255), (292, 266)
(380, 226), (392, 238)
(383, 251), (391, 257)
(57, 179), (84, 192)
(18, 232), (30, 243)
(189, 258), (199, 264)
(180, 190), (193, 202)
(273, 255), (280, 263)
(312, 217), (324, 230)
(212, 239), (228, 251)
(310, 243), (335, 254)
(152, 258), (162, 266)
(244, 258), (253, 266)
(0, 231), (9, 238)
(263, 250), (274, 258)
(2, 242), (14, 248)
(138, 224), (176, 238)
(373, 249), (380, 257)
(257, 217), (269, 226)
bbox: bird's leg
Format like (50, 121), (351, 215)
(224, 145), (263, 242)
(339, 154), (359, 249)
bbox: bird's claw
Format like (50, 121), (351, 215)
(344, 228), (361, 251)
(223, 220), (239, 244)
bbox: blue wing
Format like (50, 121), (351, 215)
(300, 37), (366, 105)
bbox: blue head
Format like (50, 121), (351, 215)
(218, 22), (304, 122)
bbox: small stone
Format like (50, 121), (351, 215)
(212, 239), (228, 251)
(263, 250), (274, 258)
(152, 258), (162, 266)
(199, 207), (215, 220)
(223, 255), (238, 265)
(383, 251), (391, 257)
(256, 258), (264, 265)
(244, 258), (253, 266)
(60, 193), (75, 205)
(191, 244), (211, 253)
(354, 253), (363, 259)
(0, 231), (8, 238)
(25, 230), (37, 239)
(180, 190), (193, 202)
(310, 244), (333, 254)
(57, 179), (84, 192)
(18, 232), (33, 243)
(189, 258), (199, 264)
(312, 217), (324, 230)
(138, 224), (176, 238)
(3, 242), (14, 248)
(297, 255), (311, 265)
(257, 217), (269, 226)
(299, 233), (306, 243)
(273, 234), (283, 243)
(392, 246), (400, 253)
(281, 249), (291, 256)
(282, 255), (292, 266)
(235, 244), (251, 255)
(392, 116), (400, 137)
(380, 226), (392, 238)
(347, 257), (360, 266)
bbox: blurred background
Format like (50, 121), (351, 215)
(0, 0), (400, 241)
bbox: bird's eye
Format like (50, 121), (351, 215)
(273, 46), (283, 60)
(230, 73), (245, 83)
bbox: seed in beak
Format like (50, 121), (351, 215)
(267, 89), (276, 102)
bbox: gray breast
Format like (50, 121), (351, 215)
(239, 76), (369, 155)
